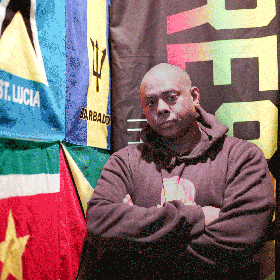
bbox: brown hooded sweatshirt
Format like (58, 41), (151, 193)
(79, 106), (274, 279)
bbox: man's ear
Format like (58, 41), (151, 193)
(190, 86), (200, 107)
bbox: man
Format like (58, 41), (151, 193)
(79, 63), (274, 279)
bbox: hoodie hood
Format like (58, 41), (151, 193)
(140, 105), (228, 168)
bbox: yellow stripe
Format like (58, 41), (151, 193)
(265, 271), (275, 280)
(0, 12), (48, 85)
(259, 240), (275, 280)
(62, 144), (94, 215)
(86, 0), (110, 149)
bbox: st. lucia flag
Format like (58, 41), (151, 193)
(0, 0), (65, 141)
(0, 138), (86, 279)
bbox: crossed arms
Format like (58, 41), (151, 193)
(82, 141), (274, 277)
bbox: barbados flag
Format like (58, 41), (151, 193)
(0, 0), (66, 141)
(65, 0), (111, 150)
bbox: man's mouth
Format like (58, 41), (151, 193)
(159, 120), (175, 128)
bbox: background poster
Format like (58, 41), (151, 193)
(110, 0), (279, 164)
(0, 0), (65, 141)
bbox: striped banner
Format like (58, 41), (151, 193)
(0, 139), (86, 279)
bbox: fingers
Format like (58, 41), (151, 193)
(123, 194), (133, 206)
(183, 200), (196, 206)
(202, 206), (220, 226)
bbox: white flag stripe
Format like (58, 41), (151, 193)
(0, 173), (60, 199)
(128, 140), (143, 144)
(127, 119), (147, 122)
(127, 128), (142, 132)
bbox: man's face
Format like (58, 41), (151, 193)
(140, 68), (198, 139)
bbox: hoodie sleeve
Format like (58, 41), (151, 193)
(85, 147), (205, 242)
(189, 141), (275, 271)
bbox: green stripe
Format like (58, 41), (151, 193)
(62, 141), (110, 189)
(0, 138), (59, 175)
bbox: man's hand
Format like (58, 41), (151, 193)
(202, 206), (220, 226)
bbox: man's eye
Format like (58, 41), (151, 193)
(166, 94), (177, 101)
(146, 100), (156, 107)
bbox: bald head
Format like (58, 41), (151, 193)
(140, 63), (192, 93)
(139, 63), (200, 139)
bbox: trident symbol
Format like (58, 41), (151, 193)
(90, 38), (106, 92)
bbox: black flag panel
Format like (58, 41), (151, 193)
(110, 0), (279, 166)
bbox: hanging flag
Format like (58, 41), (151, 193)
(57, 146), (87, 280)
(0, 138), (86, 279)
(61, 143), (93, 216)
(62, 142), (110, 215)
(0, 0), (66, 141)
(65, 0), (111, 149)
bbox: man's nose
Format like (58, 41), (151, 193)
(157, 99), (169, 115)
